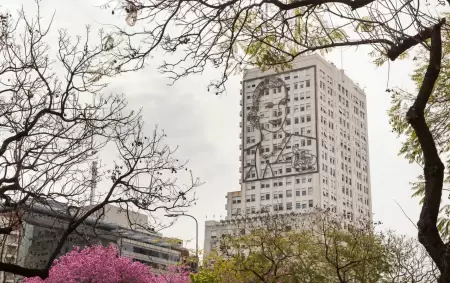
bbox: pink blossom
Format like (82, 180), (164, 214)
(24, 245), (190, 283)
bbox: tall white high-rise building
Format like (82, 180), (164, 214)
(204, 54), (372, 254)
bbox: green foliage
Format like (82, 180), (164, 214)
(234, 8), (350, 72)
(200, 213), (437, 282)
(388, 18), (450, 239)
(202, 213), (392, 283)
(356, 16), (375, 33)
(193, 255), (249, 283)
(190, 269), (219, 283)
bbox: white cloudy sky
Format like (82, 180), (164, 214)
(2, 0), (433, 252)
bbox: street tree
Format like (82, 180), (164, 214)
(388, 21), (450, 240)
(24, 245), (191, 283)
(195, 211), (438, 282)
(0, 4), (200, 279)
(383, 231), (440, 282)
(200, 212), (389, 283)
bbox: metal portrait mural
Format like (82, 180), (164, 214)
(243, 75), (317, 182)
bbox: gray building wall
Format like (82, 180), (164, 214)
(0, 203), (187, 280)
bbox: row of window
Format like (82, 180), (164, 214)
(245, 79), (311, 98)
(240, 200), (315, 215)
(246, 188), (314, 203)
(246, 176), (313, 191)
(246, 164), (314, 179)
(248, 113), (312, 131)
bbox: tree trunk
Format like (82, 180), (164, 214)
(405, 19), (450, 282)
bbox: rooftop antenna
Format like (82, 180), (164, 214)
(90, 161), (98, 206)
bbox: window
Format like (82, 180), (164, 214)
(266, 193), (270, 200)
(302, 190), (306, 196)
(308, 200), (313, 208)
(274, 204), (284, 211)
(286, 189), (292, 197)
(287, 202), (293, 210)
(308, 187), (313, 195)
(296, 202), (301, 209)
(306, 115), (311, 122)
(307, 139), (312, 146)
(305, 80), (310, 87)
(296, 189), (300, 196)
(306, 104), (311, 111)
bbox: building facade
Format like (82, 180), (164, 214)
(205, 54), (372, 254)
(0, 202), (189, 282)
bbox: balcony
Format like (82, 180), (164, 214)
(240, 99), (242, 106)
(240, 110), (242, 117)
(239, 122), (242, 128)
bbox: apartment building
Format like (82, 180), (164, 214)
(205, 54), (372, 254)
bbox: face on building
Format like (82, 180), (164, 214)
(248, 76), (289, 136)
(244, 75), (317, 181)
(244, 76), (292, 178)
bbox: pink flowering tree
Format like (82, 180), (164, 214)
(24, 245), (190, 283)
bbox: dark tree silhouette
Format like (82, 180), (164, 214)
(0, 4), (200, 279)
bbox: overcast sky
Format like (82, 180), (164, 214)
(2, 0), (429, 252)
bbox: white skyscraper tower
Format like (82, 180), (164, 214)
(204, 54), (372, 254)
